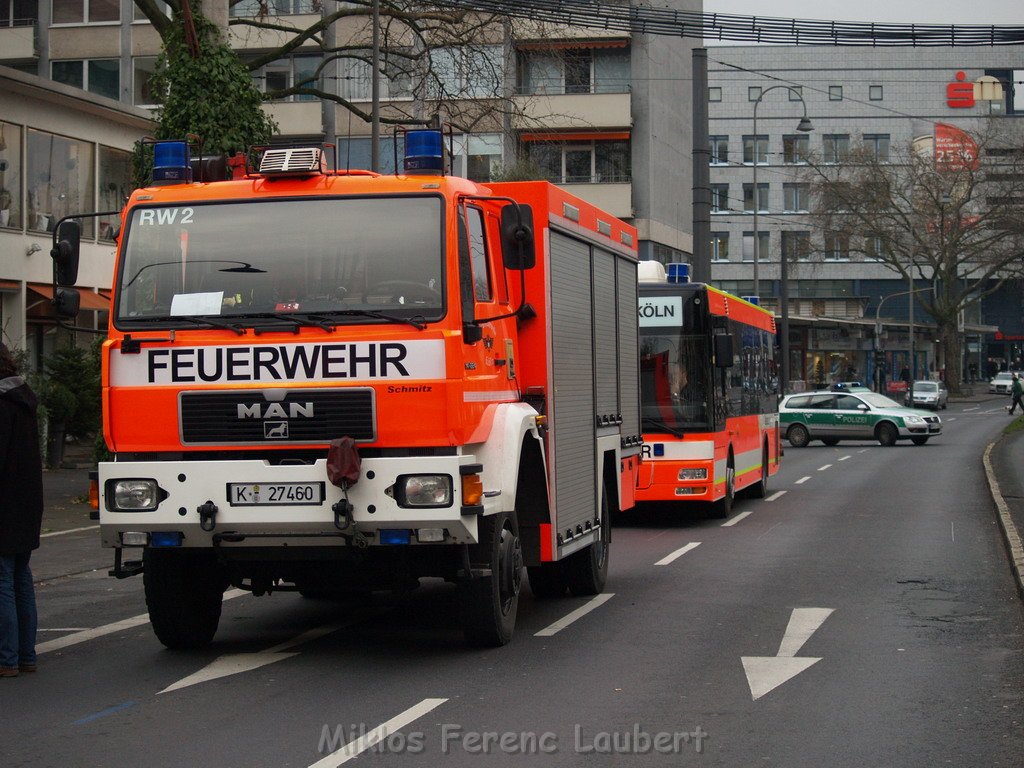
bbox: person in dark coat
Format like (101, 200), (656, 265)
(0, 343), (43, 678)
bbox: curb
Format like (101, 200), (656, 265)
(983, 438), (1024, 600)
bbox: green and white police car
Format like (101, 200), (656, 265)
(780, 390), (942, 447)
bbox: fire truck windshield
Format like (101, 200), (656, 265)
(639, 331), (712, 431)
(115, 196), (445, 327)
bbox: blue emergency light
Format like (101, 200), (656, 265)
(379, 528), (412, 545)
(150, 531), (184, 548)
(403, 130), (444, 175)
(742, 295), (761, 305)
(666, 263), (690, 284)
(152, 140), (192, 184)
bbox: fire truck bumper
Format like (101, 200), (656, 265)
(99, 456), (483, 548)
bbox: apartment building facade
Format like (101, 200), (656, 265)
(0, 0), (699, 266)
(707, 45), (1024, 385)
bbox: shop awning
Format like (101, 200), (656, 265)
(0, 279), (19, 291)
(27, 283), (110, 312)
(521, 131), (630, 142)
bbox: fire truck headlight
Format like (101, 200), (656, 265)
(396, 475), (453, 508)
(678, 468), (708, 480)
(109, 479), (161, 511)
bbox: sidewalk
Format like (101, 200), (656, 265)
(987, 421), (1024, 597)
(40, 440), (96, 535)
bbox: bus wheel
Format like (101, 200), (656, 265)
(459, 511), (522, 647)
(144, 549), (227, 650)
(564, 490), (611, 597)
(749, 446), (769, 499)
(876, 422), (898, 447)
(708, 457), (735, 519)
(787, 424), (810, 448)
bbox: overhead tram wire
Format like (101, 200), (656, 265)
(433, 1), (1024, 46)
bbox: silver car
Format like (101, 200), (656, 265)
(989, 372), (1023, 394)
(904, 380), (948, 410)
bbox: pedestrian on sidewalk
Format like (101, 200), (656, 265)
(1010, 374), (1024, 416)
(0, 343), (43, 678)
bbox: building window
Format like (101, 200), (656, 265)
(748, 86), (762, 102)
(742, 183), (769, 213)
(428, 46), (503, 99)
(255, 55), (323, 101)
(336, 54), (413, 101)
(865, 235), (887, 261)
(710, 184), (729, 213)
(783, 134), (809, 164)
(133, 56), (159, 105)
(824, 233), (850, 261)
(518, 47), (630, 96)
(788, 86), (803, 101)
(863, 133), (890, 162)
(52, 59), (120, 100)
(869, 84), (883, 101)
(0, 121), (23, 230)
(791, 279), (854, 297)
(526, 139), (630, 184)
(230, 0), (320, 16)
(1, 0), (38, 26)
(711, 232), (729, 261)
(742, 231), (769, 262)
(742, 135), (768, 165)
(26, 129), (95, 236)
(52, 0), (118, 23)
(708, 86), (722, 102)
(823, 134), (850, 164)
(782, 231), (810, 262)
(829, 85), (843, 101)
(713, 280), (755, 296)
(450, 133), (503, 182)
(98, 146), (131, 241)
(336, 136), (406, 174)
(783, 183), (808, 212)
(709, 135), (728, 165)
(132, 0), (169, 21)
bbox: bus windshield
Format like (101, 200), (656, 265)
(115, 196), (444, 326)
(639, 330), (712, 431)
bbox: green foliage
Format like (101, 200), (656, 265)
(135, 10), (277, 186)
(489, 156), (548, 182)
(41, 343), (101, 440)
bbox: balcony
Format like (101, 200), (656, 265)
(512, 91), (630, 131)
(0, 22), (37, 61)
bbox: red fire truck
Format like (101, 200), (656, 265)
(50, 132), (641, 648)
(635, 261), (781, 517)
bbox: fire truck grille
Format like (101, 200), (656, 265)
(179, 389), (375, 445)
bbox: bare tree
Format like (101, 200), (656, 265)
(803, 120), (1024, 393)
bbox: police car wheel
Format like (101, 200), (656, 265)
(787, 424), (810, 448)
(877, 422), (899, 447)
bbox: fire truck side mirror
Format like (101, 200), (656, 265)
(501, 204), (535, 271)
(51, 220), (81, 286)
(53, 286), (81, 319)
(714, 333), (734, 368)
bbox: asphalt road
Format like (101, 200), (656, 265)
(4, 398), (1024, 767)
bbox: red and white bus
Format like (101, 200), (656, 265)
(634, 262), (781, 517)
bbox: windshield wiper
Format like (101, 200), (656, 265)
(329, 309), (427, 330)
(642, 416), (683, 438)
(240, 313), (337, 334)
(126, 314), (247, 335)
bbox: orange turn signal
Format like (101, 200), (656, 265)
(462, 474), (483, 506)
(89, 478), (100, 510)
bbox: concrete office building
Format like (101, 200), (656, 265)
(0, 0), (699, 267)
(707, 45), (1023, 388)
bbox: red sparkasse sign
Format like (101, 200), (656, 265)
(934, 122), (979, 171)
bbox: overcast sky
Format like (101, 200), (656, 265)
(704, 0), (1021, 26)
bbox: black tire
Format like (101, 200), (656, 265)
(527, 563), (568, 598)
(459, 511), (522, 647)
(707, 456), (735, 519)
(911, 436), (929, 446)
(143, 549), (227, 650)
(787, 424), (810, 448)
(749, 446), (769, 499)
(821, 437), (841, 446)
(877, 421), (899, 447)
(564, 490), (611, 597)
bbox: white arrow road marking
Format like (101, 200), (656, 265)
(309, 698), (448, 768)
(655, 542), (701, 566)
(535, 593), (614, 636)
(742, 607), (833, 701)
(721, 510), (753, 527)
(38, 589), (247, 655)
(160, 621), (350, 694)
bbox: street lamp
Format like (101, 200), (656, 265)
(750, 85), (812, 395)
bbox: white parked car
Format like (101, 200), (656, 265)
(904, 380), (948, 410)
(989, 372), (1023, 394)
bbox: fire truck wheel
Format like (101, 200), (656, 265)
(527, 563), (568, 598)
(143, 549), (227, 650)
(565, 490), (611, 597)
(459, 511), (522, 647)
(707, 456), (735, 519)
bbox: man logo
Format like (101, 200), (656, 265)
(265, 421), (289, 439)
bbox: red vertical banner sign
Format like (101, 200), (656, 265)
(934, 123), (980, 171)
